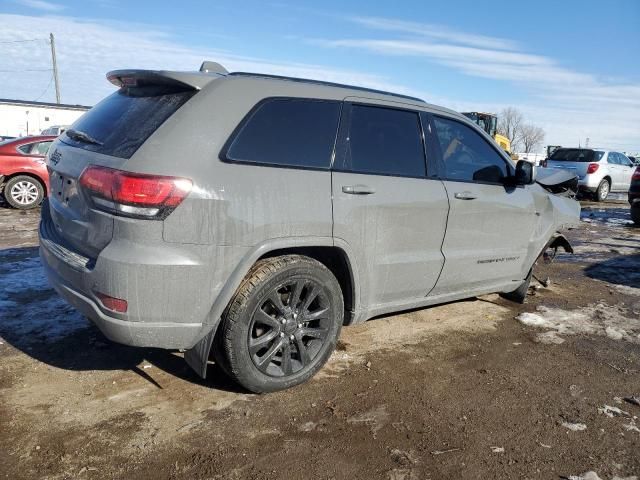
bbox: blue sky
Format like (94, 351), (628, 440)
(1, 0), (639, 152)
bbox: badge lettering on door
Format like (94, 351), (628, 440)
(477, 256), (520, 264)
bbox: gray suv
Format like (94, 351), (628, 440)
(40, 62), (580, 392)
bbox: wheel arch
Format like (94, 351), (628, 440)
(257, 245), (357, 325)
(184, 237), (362, 379)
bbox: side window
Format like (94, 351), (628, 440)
(607, 152), (619, 164)
(433, 116), (509, 183)
(225, 98), (341, 169)
(339, 104), (426, 177)
(33, 141), (53, 155)
(618, 153), (632, 167)
(17, 143), (36, 154)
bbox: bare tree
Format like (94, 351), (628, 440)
(519, 124), (545, 153)
(497, 107), (524, 151)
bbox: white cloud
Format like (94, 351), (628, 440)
(14, 0), (65, 12)
(351, 16), (518, 51)
(0, 12), (637, 152)
(0, 14), (427, 106)
(316, 16), (640, 152)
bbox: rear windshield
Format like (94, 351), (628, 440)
(549, 148), (604, 162)
(60, 85), (195, 159)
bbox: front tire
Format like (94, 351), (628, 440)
(632, 204), (640, 226)
(594, 179), (610, 202)
(499, 268), (532, 304)
(219, 255), (343, 393)
(4, 175), (44, 209)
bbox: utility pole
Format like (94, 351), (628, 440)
(49, 33), (60, 104)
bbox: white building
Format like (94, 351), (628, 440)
(0, 98), (91, 138)
(515, 152), (546, 166)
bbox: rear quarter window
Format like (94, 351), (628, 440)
(224, 98), (341, 169)
(60, 85), (195, 159)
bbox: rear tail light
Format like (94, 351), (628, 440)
(79, 166), (192, 219)
(95, 292), (128, 313)
(633, 167), (640, 180)
(586, 163), (599, 174)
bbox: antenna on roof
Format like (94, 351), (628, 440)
(199, 61), (228, 75)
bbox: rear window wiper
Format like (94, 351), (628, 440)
(65, 129), (104, 146)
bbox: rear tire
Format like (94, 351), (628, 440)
(632, 204), (640, 226)
(219, 255), (343, 393)
(4, 175), (44, 209)
(594, 179), (610, 202)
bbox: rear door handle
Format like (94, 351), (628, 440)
(454, 191), (477, 200)
(342, 185), (375, 195)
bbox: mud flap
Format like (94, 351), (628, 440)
(184, 322), (218, 379)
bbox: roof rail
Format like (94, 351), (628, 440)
(200, 61), (228, 75)
(228, 72), (425, 103)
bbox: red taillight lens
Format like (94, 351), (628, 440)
(633, 167), (640, 180)
(95, 292), (128, 313)
(586, 163), (599, 174)
(79, 166), (192, 219)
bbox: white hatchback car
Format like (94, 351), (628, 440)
(544, 148), (636, 201)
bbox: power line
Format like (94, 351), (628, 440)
(0, 38), (49, 44)
(0, 68), (53, 73)
(33, 74), (54, 102)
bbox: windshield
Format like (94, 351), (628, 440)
(60, 85), (195, 159)
(549, 148), (604, 162)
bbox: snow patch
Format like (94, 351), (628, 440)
(561, 421), (587, 431)
(516, 304), (640, 344)
(598, 405), (631, 418)
(0, 248), (88, 345)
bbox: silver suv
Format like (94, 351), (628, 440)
(40, 62), (580, 392)
(544, 148), (636, 201)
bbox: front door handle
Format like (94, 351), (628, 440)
(342, 185), (375, 195)
(454, 191), (477, 200)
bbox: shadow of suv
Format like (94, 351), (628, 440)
(39, 61), (580, 392)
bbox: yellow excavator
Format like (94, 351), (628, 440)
(462, 112), (512, 154)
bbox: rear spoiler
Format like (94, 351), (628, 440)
(107, 67), (226, 91)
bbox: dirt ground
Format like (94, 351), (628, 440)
(1, 196), (639, 480)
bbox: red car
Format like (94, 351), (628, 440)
(0, 135), (55, 209)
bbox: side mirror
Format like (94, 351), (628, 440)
(515, 160), (536, 185)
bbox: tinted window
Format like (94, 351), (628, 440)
(551, 148), (604, 162)
(433, 116), (509, 183)
(226, 99), (341, 169)
(61, 85), (196, 159)
(17, 143), (34, 154)
(339, 104), (425, 177)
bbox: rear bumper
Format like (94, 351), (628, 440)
(39, 205), (217, 349)
(41, 258), (204, 348)
(577, 175), (601, 191)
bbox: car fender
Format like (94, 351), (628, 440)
(0, 163), (49, 192)
(185, 235), (362, 378)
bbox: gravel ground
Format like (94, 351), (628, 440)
(0, 198), (639, 480)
